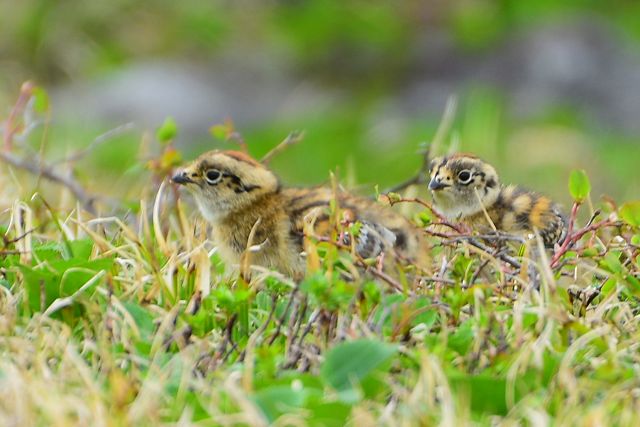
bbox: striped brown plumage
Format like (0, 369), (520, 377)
(428, 153), (566, 247)
(173, 150), (429, 277)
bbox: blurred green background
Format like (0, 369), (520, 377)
(1, 0), (639, 205)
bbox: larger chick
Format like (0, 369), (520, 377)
(428, 153), (566, 247)
(172, 150), (429, 276)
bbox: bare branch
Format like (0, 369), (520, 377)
(0, 150), (98, 213)
(550, 205), (618, 269)
(261, 131), (304, 165)
(53, 122), (135, 165)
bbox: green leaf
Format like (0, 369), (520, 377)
(625, 274), (640, 294)
(568, 169), (591, 203)
(20, 255), (112, 314)
(160, 147), (182, 169)
(600, 251), (624, 275)
(56, 258), (112, 295)
(122, 302), (156, 339)
(448, 319), (474, 355)
(449, 374), (509, 415)
(601, 277), (617, 296)
(31, 86), (50, 113)
(252, 386), (306, 423)
(320, 339), (397, 394)
(20, 265), (58, 313)
(69, 239), (94, 261)
(209, 124), (228, 140)
(620, 201), (640, 228)
(306, 401), (351, 427)
(156, 117), (178, 143)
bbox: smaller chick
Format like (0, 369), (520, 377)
(172, 150), (429, 277)
(428, 153), (566, 247)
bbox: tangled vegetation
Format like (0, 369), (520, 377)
(1, 84), (640, 426)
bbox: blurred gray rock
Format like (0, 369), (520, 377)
(402, 17), (640, 134)
(51, 53), (344, 141)
(52, 17), (640, 137)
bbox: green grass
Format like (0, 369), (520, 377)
(1, 92), (640, 426)
(1, 181), (639, 426)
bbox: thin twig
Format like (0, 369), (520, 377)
(53, 122), (135, 165)
(283, 309), (321, 369)
(385, 196), (448, 222)
(551, 217), (618, 268)
(312, 234), (408, 293)
(0, 150), (98, 213)
(215, 313), (238, 366)
(465, 238), (522, 269)
(3, 225), (41, 245)
(261, 131), (304, 165)
(267, 285), (299, 345)
(444, 233), (526, 245)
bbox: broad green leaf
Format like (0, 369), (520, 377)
(320, 339), (397, 394)
(568, 169), (591, 203)
(601, 277), (617, 296)
(306, 401), (351, 427)
(20, 256), (112, 313)
(412, 297), (438, 328)
(31, 86), (50, 113)
(448, 319), (474, 355)
(33, 242), (64, 262)
(600, 251), (624, 275)
(581, 247), (599, 258)
(69, 239), (94, 260)
(20, 265), (58, 313)
(252, 386), (306, 423)
(156, 117), (178, 143)
(209, 123), (228, 140)
(620, 201), (640, 227)
(56, 258), (112, 295)
(449, 375), (509, 415)
(122, 302), (156, 339)
(625, 274), (640, 293)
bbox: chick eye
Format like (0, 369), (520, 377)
(204, 169), (222, 184)
(457, 170), (472, 183)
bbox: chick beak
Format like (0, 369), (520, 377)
(428, 178), (448, 191)
(172, 170), (194, 185)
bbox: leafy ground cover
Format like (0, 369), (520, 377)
(1, 85), (640, 426)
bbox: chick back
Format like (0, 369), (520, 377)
(468, 185), (567, 247)
(283, 187), (429, 267)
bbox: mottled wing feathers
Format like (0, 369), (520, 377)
(353, 221), (397, 258)
(492, 185), (567, 247)
(283, 187), (424, 261)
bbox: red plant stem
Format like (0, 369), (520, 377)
(549, 202), (579, 267)
(3, 81), (35, 151)
(386, 195), (470, 234)
(389, 196), (447, 220)
(550, 205), (616, 268)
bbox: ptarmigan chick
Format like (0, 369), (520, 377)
(173, 150), (429, 276)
